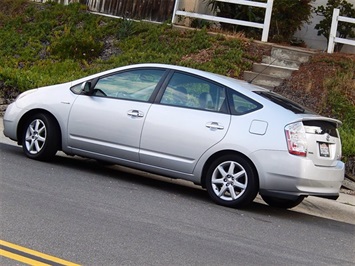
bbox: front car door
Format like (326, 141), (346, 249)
(140, 71), (231, 174)
(67, 68), (166, 162)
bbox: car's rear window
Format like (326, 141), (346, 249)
(254, 91), (314, 114)
(303, 120), (338, 137)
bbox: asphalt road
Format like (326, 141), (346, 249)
(1, 120), (354, 265)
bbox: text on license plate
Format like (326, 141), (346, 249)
(319, 143), (330, 157)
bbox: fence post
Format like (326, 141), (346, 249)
(261, 0), (273, 42)
(171, 0), (180, 24)
(327, 8), (340, 53)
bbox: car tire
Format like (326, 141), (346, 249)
(22, 113), (59, 161)
(261, 195), (305, 209)
(205, 154), (258, 208)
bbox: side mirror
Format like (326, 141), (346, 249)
(81, 81), (92, 95)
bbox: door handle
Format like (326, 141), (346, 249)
(206, 122), (224, 130)
(127, 110), (144, 118)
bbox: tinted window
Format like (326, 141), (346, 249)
(254, 91), (314, 114)
(160, 72), (227, 112)
(92, 69), (165, 101)
(303, 120), (338, 137)
(228, 90), (262, 115)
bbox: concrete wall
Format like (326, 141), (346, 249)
(178, 0), (210, 14)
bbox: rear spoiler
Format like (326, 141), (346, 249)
(298, 116), (342, 127)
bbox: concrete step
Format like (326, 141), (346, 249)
(262, 55), (301, 69)
(271, 46), (314, 64)
(252, 63), (295, 79)
(244, 71), (284, 89)
(242, 44), (316, 90)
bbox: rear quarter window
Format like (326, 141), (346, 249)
(228, 90), (263, 115)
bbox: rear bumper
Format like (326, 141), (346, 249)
(252, 150), (345, 198)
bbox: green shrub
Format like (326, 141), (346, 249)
(117, 17), (136, 39)
(324, 64), (355, 159)
(50, 28), (104, 60)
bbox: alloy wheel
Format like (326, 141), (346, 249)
(25, 119), (47, 155)
(211, 160), (248, 201)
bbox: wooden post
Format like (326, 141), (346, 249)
(327, 8), (339, 53)
(172, 0), (180, 24)
(262, 0), (273, 42)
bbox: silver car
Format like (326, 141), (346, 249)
(3, 63), (345, 208)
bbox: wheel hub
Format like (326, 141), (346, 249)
(32, 131), (39, 140)
(224, 175), (234, 185)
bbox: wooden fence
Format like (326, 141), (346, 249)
(87, 0), (176, 22)
(33, 0), (176, 22)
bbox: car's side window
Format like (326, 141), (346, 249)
(93, 69), (165, 101)
(228, 90), (262, 115)
(160, 72), (227, 112)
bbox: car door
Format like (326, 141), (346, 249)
(67, 68), (166, 161)
(139, 71), (231, 174)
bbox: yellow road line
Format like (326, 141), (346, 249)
(0, 249), (50, 266)
(0, 240), (80, 266)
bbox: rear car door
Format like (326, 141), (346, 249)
(67, 68), (166, 161)
(139, 71), (231, 174)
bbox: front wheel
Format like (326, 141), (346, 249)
(261, 195), (305, 209)
(205, 155), (258, 208)
(22, 113), (59, 161)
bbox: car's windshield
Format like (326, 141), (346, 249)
(254, 91), (314, 114)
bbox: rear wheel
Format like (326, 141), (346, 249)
(205, 155), (258, 208)
(22, 113), (59, 161)
(261, 195), (305, 209)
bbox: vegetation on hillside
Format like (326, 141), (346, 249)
(0, 0), (260, 94)
(0, 0), (354, 173)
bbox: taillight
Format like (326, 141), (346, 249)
(285, 122), (307, 157)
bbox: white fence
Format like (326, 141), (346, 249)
(172, 0), (274, 42)
(328, 8), (355, 53)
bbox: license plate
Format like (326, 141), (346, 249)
(319, 143), (330, 157)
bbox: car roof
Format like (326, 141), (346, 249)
(73, 63), (270, 96)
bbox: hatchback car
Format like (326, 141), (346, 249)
(3, 63), (345, 208)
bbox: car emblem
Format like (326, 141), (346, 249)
(325, 133), (330, 142)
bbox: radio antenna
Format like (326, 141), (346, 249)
(248, 57), (277, 84)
